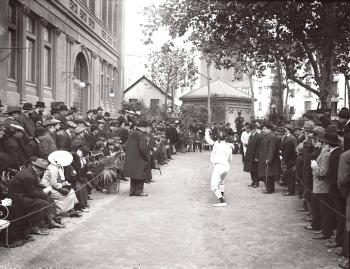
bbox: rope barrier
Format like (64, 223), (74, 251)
(295, 173), (350, 222)
(7, 169), (109, 224)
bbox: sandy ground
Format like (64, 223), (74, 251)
(0, 152), (341, 269)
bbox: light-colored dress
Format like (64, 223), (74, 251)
(41, 164), (78, 214)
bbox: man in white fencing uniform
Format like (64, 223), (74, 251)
(205, 128), (233, 207)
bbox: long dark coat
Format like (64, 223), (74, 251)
(258, 132), (281, 178)
(24, 137), (44, 162)
(280, 134), (297, 166)
(56, 130), (72, 152)
(2, 135), (27, 170)
(337, 149), (350, 231)
(18, 113), (35, 137)
(124, 129), (152, 181)
(30, 110), (43, 126)
(244, 132), (262, 172)
(11, 167), (54, 226)
(39, 131), (57, 159)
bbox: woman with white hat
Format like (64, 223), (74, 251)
(41, 151), (81, 217)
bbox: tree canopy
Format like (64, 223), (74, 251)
(143, 0), (350, 111)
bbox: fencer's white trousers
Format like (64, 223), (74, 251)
(211, 163), (230, 199)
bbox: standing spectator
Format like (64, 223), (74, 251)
(56, 121), (76, 152)
(338, 107), (350, 150)
(18, 102), (35, 137)
(30, 101), (45, 127)
(124, 122), (152, 196)
(3, 106), (21, 126)
(240, 122), (251, 157)
(281, 123), (298, 196)
(258, 123), (281, 194)
(40, 119), (60, 159)
(235, 111), (244, 135)
(244, 122), (262, 188)
(24, 126), (45, 162)
(338, 147), (350, 268)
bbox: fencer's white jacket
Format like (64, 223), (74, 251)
(205, 129), (232, 166)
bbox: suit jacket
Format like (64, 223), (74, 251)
(312, 148), (331, 194)
(124, 129), (152, 180)
(25, 137), (44, 162)
(2, 135), (27, 169)
(343, 120), (350, 151)
(280, 134), (297, 166)
(56, 130), (72, 152)
(18, 113), (35, 137)
(39, 131), (57, 159)
(337, 149), (350, 231)
(116, 127), (129, 144)
(71, 135), (85, 151)
(327, 147), (342, 195)
(11, 167), (48, 201)
(30, 110), (43, 126)
(258, 132), (281, 178)
(244, 132), (262, 173)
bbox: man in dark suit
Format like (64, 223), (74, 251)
(281, 123), (298, 196)
(30, 101), (45, 127)
(258, 123), (281, 194)
(18, 102), (35, 137)
(124, 121), (152, 196)
(324, 126), (345, 250)
(11, 158), (64, 234)
(24, 126), (45, 162)
(244, 122), (262, 188)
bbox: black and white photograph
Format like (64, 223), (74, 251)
(0, 0), (350, 268)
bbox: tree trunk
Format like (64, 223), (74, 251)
(164, 78), (170, 117)
(346, 79), (350, 108)
(319, 3), (336, 112)
(171, 86), (175, 114)
(275, 59), (284, 116)
(284, 80), (290, 121)
(248, 73), (255, 119)
(207, 61), (212, 123)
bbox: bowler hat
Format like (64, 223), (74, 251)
(34, 101), (46, 108)
(43, 119), (61, 127)
(302, 121), (315, 132)
(70, 106), (78, 112)
(104, 112), (110, 117)
(22, 102), (33, 111)
(32, 158), (49, 170)
(337, 107), (350, 119)
(35, 126), (45, 137)
(319, 131), (339, 146)
(6, 106), (21, 115)
(96, 107), (103, 111)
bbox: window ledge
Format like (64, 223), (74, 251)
(7, 78), (17, 83)
(25, 82), (37, 87)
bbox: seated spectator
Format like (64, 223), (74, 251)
(41, 154), (81, 217)
(11, 159), (65, 237)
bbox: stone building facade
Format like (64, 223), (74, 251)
(0, 0), (124, 115)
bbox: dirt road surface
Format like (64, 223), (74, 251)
(0, 152), (340, 269)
